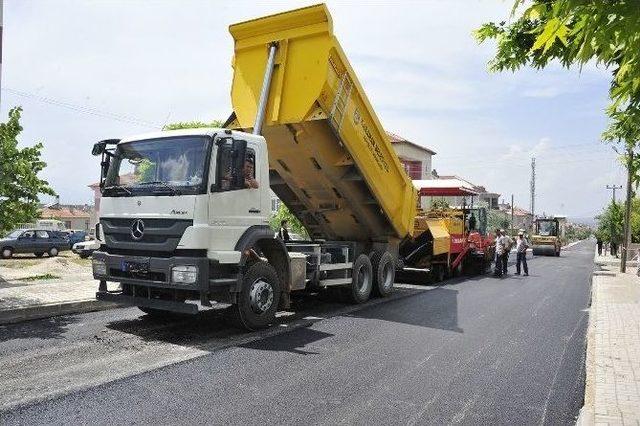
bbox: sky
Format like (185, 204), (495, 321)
(1, 0), (623, 219)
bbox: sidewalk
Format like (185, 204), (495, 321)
(595, 250), (639, 268)
(0, 277), (119, 325)
(579, 262), (640, 425)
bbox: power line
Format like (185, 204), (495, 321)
(2, 87), (163, 129)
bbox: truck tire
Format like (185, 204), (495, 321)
(1, 247), (13, 259)
(347, 254), (373, 304)
(370, 251), (394, 297)
(48, 247), (59, 257)
(228, 261), (281, 331)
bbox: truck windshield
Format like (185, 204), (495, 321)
(537, 221), (557, 236)
(104, 136), (211, 196)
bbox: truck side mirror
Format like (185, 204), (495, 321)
(92, 141), (107, 156)
(231, 139), (247, 189)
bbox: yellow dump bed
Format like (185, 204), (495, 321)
(228, 4), (417, 242)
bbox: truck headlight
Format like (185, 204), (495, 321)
(92, 259), (107, 277)
(171, 265), (198, 284)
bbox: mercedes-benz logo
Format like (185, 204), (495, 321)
(130, 219), (145, 240)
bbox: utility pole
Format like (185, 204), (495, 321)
(621, 149), (634, 273)
(530, 157), (536, 218)
(605, 184), (622, 259)
(511, 194), (514, 236)
(606, 184), (622, 204)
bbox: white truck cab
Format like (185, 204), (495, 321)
(92, 125), (391, 330)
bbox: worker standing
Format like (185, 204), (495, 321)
(278, 219), (291, 242)
(494, 229), (504, 277)
(596, 236), (603, 256)
(501, 229), (512, 276)
(515, 231), (529, 276)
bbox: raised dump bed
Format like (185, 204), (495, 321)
(227, 4), (416, 243)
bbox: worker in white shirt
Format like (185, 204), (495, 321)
(515, 231), (529, 276)
(500, 229), (513, 276)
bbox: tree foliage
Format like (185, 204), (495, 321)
(162, 120), (224, 130)
(596, 201), (624, 243)
(430, 199), (451, 210)
(0, 107), (56, 234)
(565, 223), (592, 242)
(476, 1), (640, 110)
(268, 203), (309, 239)
(486, 208), (510, 233)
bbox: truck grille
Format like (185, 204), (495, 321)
(100, 218), (193, 253)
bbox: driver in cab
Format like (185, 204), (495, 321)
(243, 157), (259, 189)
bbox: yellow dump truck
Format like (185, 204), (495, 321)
(93, 4), (417, 330)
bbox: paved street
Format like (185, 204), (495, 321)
(0, 241), (594, 425)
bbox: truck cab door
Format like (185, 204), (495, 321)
(208, 137), (268, 249)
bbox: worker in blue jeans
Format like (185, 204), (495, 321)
(515, 231), (529, 276)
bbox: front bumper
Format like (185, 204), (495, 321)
(92, 251), (209, 291)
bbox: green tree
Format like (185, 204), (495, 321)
(596, 201), (624, 243)
(430, 198), (450, 210)
(475, 1), (640, 109)
(486, 208), (510, 233)
(0, 107), (56, 234)
(268, 203), (309, 239)
(163, 120), (224, 130)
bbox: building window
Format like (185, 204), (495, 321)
(400, 160), (423, 180)
(64, 221), (72, 229)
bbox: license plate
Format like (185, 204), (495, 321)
(122, 260), (149, 273)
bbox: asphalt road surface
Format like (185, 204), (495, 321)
(0, 241), (594, 425)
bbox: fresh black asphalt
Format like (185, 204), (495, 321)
(0, 241), (594, 425)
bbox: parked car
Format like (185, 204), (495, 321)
(66, 230), (88, 246)
(72, 239), (100, 259)
(0, 229), (70, 259)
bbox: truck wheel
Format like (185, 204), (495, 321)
(1, 247), (13, 259)
(228, 261), (281, 331)
(370, 251), (394, 297)
(34, 252), (44, 258)
(348, 254), (373, 304)
(48, 247), (59, 257)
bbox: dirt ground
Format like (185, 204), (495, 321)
(0, 251), (92, 282)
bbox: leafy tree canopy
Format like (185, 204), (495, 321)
(476, 1), (640, 110)
(0, 107), (56, 234)
(268, 203), (309, 239)
(162, 120), (224, 130)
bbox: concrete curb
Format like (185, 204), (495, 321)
(0, 299), (123, 325)
(576, 272), (597, 426)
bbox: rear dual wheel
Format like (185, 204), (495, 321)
(370, 250), (395, 297)
(347, 254), (373, 304)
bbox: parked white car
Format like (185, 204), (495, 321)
(72, 240), (101, 258)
